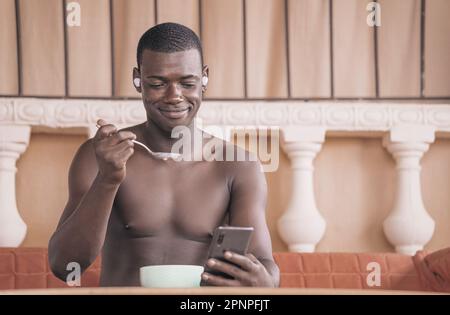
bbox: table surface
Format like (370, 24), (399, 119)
(0, 287), (446, 295)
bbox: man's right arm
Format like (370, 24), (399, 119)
(48, 120), (135, 281)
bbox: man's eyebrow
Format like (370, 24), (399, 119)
(145, 75), (200, 80)
(180, 75), (200, 80)
(145, 76), (167, 80)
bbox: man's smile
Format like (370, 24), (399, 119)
(158, 106), (191, 119)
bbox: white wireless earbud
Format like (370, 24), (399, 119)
(202, 76), (208, 86)
(133, 78), (141, 88)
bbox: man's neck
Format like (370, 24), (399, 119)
(141, 119), (198, 154)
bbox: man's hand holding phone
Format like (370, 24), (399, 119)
(202, 251), (275, 287)
(201, 226), (275, 287)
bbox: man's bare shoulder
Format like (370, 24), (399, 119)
(73, 138), (95, 162)
(69, 138), (97, 175)
(209, 136), (263, 177)
(212, 139), (267, 207)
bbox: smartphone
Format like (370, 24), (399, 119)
(204, 226), (254, 279)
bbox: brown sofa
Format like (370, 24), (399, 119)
(0, 247), (448, 292)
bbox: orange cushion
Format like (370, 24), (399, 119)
(0, 248), (437, 291)
(273, 252), (423, 291)
(0, 248), (101, 290)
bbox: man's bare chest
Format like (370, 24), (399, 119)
(112, 157), (231, 241)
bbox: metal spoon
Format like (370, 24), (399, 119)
(131, 139), (182, 161)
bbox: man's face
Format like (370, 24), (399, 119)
(135, 49), (206, 132)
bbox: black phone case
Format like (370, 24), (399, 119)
(204, 226), (254, 279)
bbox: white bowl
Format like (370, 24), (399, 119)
(140, 265), (204, 288)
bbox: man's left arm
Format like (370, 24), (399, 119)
(202, 159), (280, 287)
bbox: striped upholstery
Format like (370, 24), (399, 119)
(273, 252), (423, 290)
(0, 248), (100, 290)
(0, 248), (428, 291)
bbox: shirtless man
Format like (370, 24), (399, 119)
(48, 23), (279, 287)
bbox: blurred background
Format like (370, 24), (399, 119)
(0, 0), (449, 252)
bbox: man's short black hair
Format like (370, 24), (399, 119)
(136, 22), (203, 68)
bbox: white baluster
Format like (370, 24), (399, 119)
(0, 125), (30, 247)
(382, 126), (436, 255)
(278, 126), (326, 252)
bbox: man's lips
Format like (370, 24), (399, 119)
(158, 107), (191, 119)
(159, 107), (190, 112)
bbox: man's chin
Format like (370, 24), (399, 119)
(157, 116), (195, 132)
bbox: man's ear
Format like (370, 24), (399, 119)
(202, 65), (209, 80)
(133, 67), (142, 93)
(202, 65), (209, 92)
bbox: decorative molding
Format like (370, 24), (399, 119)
(1, 98), (449, 250)
(1, 98), (450, 133)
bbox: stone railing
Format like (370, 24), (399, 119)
(1, 97), (450, 255)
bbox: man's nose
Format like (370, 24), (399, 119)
(165, 83), (183, 104)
